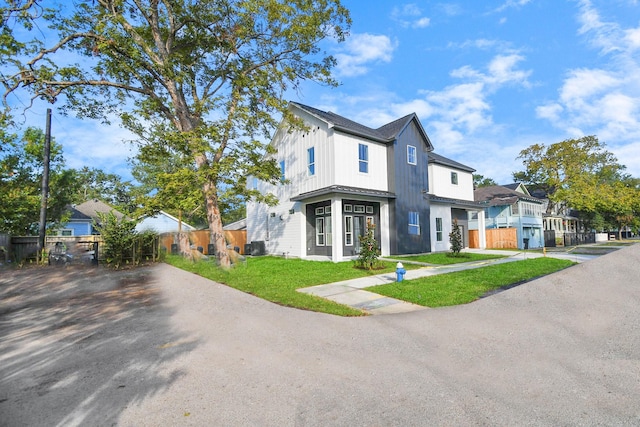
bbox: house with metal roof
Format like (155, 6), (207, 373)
(246, 102), (485, 261)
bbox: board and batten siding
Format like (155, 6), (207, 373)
(333, 133), (389, 191)
(388, 120), (430, 255)
(428, 163), (474, 201)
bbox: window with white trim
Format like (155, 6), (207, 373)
(358, 143), (368, 173)
(316, 218), (325, 246)
(407, 145), (417, 165)
(450, 171), (458, 185)
(345, 216), (353, 246)
(408, 211), (420, 235)
(280, 160), (286, 182)
(307, 147), (315, 176)
(436, 217), (443, 241)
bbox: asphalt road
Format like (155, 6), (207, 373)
(1, 244), (639, 426)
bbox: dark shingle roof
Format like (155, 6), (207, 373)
(428, 152), (475, 172)
(291, 102), (433, 150)
(70, 199), (124, 220)
(291, 185), (396, 201)
(474, 185), (543, 206)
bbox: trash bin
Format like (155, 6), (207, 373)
(523, 238), (529, 250)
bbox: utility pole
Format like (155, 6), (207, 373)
(38, 109), (52, 263)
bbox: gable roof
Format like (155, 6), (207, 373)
(290, 102), (434, 150)
(223, 218), (247, 231)
(502, 182), (531, 196)
(70, 199), (124, 221)
(474, 185), (543, 207)
(428, 152), (475, 173)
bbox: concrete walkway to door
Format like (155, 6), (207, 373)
(298, 248), (601, 314)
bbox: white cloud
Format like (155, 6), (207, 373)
(537, 1), (640, 164)
(391, 4), (431, 29)
(334, 33), (396, 77)
(53, 116), (138, 180)
(413, 54), (530, 151)
(493, 0), (532, 13)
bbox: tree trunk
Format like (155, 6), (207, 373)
(203, 181), (230, 268)
(177, 231), (191, 259)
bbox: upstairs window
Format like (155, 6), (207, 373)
(280, 160), (286, 182)
(450, 171), (458, 185)
(407, 145), (417, 165)
(307, 147), (315, 176)
(408, 211), (420, 235)
(358, 143), (368, 173)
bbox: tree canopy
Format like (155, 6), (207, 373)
(473, 174), (497, 188)
(1, 0), (351, 266)
(513, 135), (639, 235)
(0, 126), (78, 234)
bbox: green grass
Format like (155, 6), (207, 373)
(367, 257), (575, 307)
(165, 255), (411, 316)
(389, 252), (505, 265)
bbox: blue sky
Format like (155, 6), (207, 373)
(12, 0), (640, 184)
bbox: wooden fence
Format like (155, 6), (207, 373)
(2, 235), (104, 263)
(469, 228), (518, 249)
(160, 229), (247, 255)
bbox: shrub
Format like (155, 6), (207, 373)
(355, 223), (383, 270)
(449, 218), (463, 256)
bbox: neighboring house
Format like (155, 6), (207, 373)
(473, 183), (545, 249)
(57, 199), (124, 236)
(246, 102), (485, 261)
(526, 188), (585, 240)
(135, 211), (196, 234)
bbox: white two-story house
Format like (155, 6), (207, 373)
(246, 102), (485, 261)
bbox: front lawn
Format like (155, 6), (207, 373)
(165, 255), (408, 316)
(367, 257), (574, 307)
(389, 252), (505, 265)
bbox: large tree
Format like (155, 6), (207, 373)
(73, 166), (136, 213)
(513, 136), (638, 235)
(1, 0), (351, 266)
(473, 174), (497, 188)
(0, 126), (78, 235)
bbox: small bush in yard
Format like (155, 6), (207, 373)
(355, 223), (384, 270)
(449, 218), (463, 257)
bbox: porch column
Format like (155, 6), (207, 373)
(478, 210), (487, 249)
(379, 201), (390, 256)
(331, 197), (343, 262)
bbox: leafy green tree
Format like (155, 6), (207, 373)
(514, 136), (639, 235)
(1, 1), (351, 267)
(72, 167), (136, 214)
(0, 126), (78, 234)
(473, 174), (497, 188)
(94, 210), (137, 269)
(513, 136), (626, 213)
(597, 175), (640, 239)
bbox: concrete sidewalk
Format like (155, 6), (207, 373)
(298, 248), (598, 315)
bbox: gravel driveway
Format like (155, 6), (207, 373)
(1, 244), (639, 426)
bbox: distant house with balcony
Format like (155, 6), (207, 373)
(473, 183), (544, 249)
